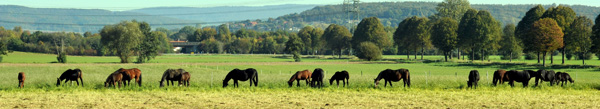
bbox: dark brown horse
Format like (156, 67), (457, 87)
(104, 72), (123, 88)
(181, 72), (191, 87)
(467, 70), (480, 89)
(57, 69), (84, 87)
(492, 69), (508, 86)
(223, 68), (258, 88)
(115, 68), (142, 87)
(288, 70), (312, 87)
(374, 69), (410, 88)
(505, 70), (535, 87)
(555, 72), (574, 86)
(18, 72), (25, 88)
(310, 68), (324, 88)
(160, 69), (189, 87)
(329, 70), (349, 87)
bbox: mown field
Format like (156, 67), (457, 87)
(1, 52), (599, 108)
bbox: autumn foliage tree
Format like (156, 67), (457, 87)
(529, 18), (564, 66)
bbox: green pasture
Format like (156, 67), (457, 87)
(1, 52), (599, 108)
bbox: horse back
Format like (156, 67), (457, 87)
(469, 70), (480, 82)
(18, 72), (25, 81)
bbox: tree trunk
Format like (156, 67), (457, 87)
(444, 52), (448, 62)
(509, 51), (513, 62)
(421, 47), (424, 60)
(471, 47), (475, 62)
(406, 50), (409, 60)
(550, 52), (554, 64)
(481, 49), (484, 62)
(582, 52), (586, 65)
(414, 50), (417, 60)
(339, 49), (342, 59)
(537, 52), (541, 64)
(561, 48), (565, 64)
(457, 48), (461, 60)
(542, 52), (546, 66)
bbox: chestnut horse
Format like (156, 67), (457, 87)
(329, 70), (349, 87)
(116, 68), (142, 87)
(181, 72), (191, 87)
(492, 69), (508, 86)
(104, 72), (123, 88)
(223, 68), (258, 88)
(57, 69), (84, 87)
(288, 70), (312, 87)
(310, 68), (324, 88)
(374, 69), (410, 88)
(18, 72), (25, 88)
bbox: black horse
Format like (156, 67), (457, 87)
(160, 68), (187, 87)
(330, 70), (349, 87)
(223, 68), (258, 88)
(555, 72), (574, 86)
(374, 69), (410, 88)
(310, 68), (325, 88)
(467, 70), (480, 89)
(532, 69), (555, 86)
(505, 70), (535, 87)
(56, 69), (84, 87)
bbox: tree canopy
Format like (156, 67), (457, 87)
(353, 17), (391, 49)
(393, 16), (431, 59)
(431, 17), (459, 62)
(528, 18), (564, 66)
(565, 16), (593, 64)
(323, 24), (352, 58)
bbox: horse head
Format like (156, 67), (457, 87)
(329, 79), (334, 85)
(287, 81), (293, 87)
(373, 79), (380, 88)
(222, 80), (229, 87)
(160, 80), (165, 87)
(56, 78), (61, 86)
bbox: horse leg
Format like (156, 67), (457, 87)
(76, 80), (80, 86)
(234, 80), (239, 88)
(336, 80), (340, 87)
(296, 80), (300, 87)
(384, 80), (388, 87)
(389, 80), (393, 87)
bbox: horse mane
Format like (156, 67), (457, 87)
(288, 72), (299, 82)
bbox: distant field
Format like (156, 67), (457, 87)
(0, 52), (599, 108)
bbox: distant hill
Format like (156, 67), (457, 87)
(0, 5), (196, 33)
(128, 4), (318, 25)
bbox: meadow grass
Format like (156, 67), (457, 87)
(1, 52), (600, 108)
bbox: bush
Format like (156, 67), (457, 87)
(57, 53), (67, 63)
(292, 52), (301, 62)
(0, 56), (3, 62)
(524, 52), (538, 60)
(566, 53), (573, 60)
(576, 53), (593, 60)
(355, 42), (382, 61)
(500, 51), (522, 60)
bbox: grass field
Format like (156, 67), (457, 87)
(1, 52), (600, 108)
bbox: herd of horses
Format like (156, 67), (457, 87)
(15, 68), (575, 89)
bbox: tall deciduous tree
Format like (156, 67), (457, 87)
(100, 21), (144, 63)
(541, 5), (576, 64)
(593, 14), (600, 58)
(323, 24), (352, 58)
(394, 16), (431, 60)
(137, 31), (166, 63)
(217, 24), (232, 43)
(529, 18), (564, 66)
(565, 16), (593, 65)
(431, 17), (459, 62)
(285, 35), (304, 62)
(516, 5), (545, 63)
(432, 0), (472, 22)
(457, 9), (478, 60)
(353, 17), (391, 49)
(459, 10), (502, 62)
(298, 26), (324, 55)
(499, 24), (522, 62)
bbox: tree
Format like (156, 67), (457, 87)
(200, 37), (223, 54)
(322, 24), (352, 58)
(261, 36), (279, 54)
(353, 17), (392, 50)
(499, 24), (522, 62)
(459, 10), (502, 61)
(393, 16), (431, 60)
(137, 31), (165, 63)
(541, 5), (576, 64)
(217, 24), (232, 43)
(431, 17), (459, 62)
(593, 14), (600, 59)
(432, 0), (471, 22)
(285, 35), (304, 62)
(355, 42), (382, 61)
(229, 38), (253, 54)
(565, 16), (593, 65)
(0, 39), (8, 62)
(457, 9), (478, 60)
(173, 26), (196, 41)
(516, 5), (545, 63)
(310, 28), (324, 55)
(529, 18), (564, 66)
(100, 21), (144, 63)
(298, 26), (314, 55)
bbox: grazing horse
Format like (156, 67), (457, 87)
(104, 72), (123, 88)
(288, 70), (312, 87)
(330, 70), (349, 87)
(492, 69), (508, 86)
(505, 70), (535, 87)
(160, 69), (188, 87)
(555, 72), (574, 86)
(116, 68), (142, 87)
(532, 69), (556, 86)
(310, 68), (325, 88)
(181, 72), (191, 87)
(223, 68), (258, 88)
(56, 69), (84, 87)
(18, 72), (25, 88)
(467, 70), (480, 89)
(374, 69), (410, 88)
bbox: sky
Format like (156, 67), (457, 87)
(1, 0), (599, 11)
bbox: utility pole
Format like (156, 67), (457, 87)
(343, 0), (360, 24)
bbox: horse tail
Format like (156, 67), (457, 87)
(254, 71), (259, 86)
(79, 71), (84, 87)
(139, 73), (143, 87)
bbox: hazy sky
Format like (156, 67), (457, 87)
(2, 0), (599, 11)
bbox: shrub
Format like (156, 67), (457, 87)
(57, 53), (67, 63)
(355, 42), (382, 61)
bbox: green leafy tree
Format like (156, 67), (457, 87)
(200, 37), (223, 54)
(529, 18), (564, 66)
(353, 17), (392, 49)
(135, 21), (162, 63)
(593, 14), (600, 59)
(499, 24), (522, 62)
(516, 5), (545, 63)
(565, 16), (593, 65)
(394, 16), (431, 60)
(173, 26), (196, 41)
(457, 9), (478, 60)
(217, 24), (232, 43)
(297, 26), (314, 55)
(285, 35), (304, 62)
(431, 17), (459, 62)
(541, 5), (576, 64)
(261, 36), (279, 54)
(230, 38), (253, 54)
(100, 21), (144, 63)
(472, 10), (502, 61)
(432, 0), (472, 22)
(355, 42), (382, 61)
(322, 24), (352, 58)
(0, 39), (8, 62)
